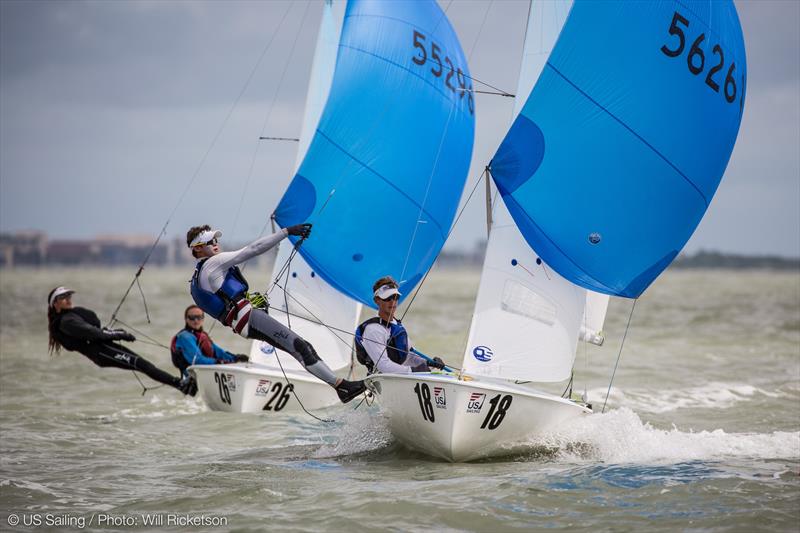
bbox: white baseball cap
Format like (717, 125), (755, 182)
(374, 284), (401, 300)
(49, 286), (75, 307)
(189, 229), (222, 248)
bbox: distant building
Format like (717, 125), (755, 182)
(0, 231), (276, 268)
(0, 231), (48, 267)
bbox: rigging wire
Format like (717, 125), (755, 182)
(398, 101), (456, 282)
(108, 1), (296, 327)
(399, 166), (488, 323)
(229, 0), (313, 239)
(465, 1), (494, 62)
(602, 298), (638, 413)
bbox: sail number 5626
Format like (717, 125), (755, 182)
(660, 11), (744, 114)
(411, 30), (474, 115)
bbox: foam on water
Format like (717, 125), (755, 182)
(590, 382), (791, 414)
(313, 410), (394, 459)
(536, 407), (800, 464)
(112, 394), (207, 420)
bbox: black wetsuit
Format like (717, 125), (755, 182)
(52, 307), (182, 390)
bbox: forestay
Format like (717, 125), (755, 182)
(274, 0), (476, 308)
(463, 0), (583, 384)
(491, 1), (747, 298)
(257, 0), (357, 373)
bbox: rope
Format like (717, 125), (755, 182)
(399, 101), (456, 281)
(602, 298), (638, 413)
(399, 167), (488, 323)
(271, 347), (335, 424)
(229, 0), (312, 239)
(266, 236), (338, 423)
(107, 239), (162, 328)
(108, 1), (295, 327)
(112, 318), (170, 350)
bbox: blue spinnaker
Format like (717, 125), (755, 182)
(275, 0), (475, 308)
(491, 0), (746, 298)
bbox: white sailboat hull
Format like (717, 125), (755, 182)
(365, 373), (591, 462)
(190, 363), (339, 414)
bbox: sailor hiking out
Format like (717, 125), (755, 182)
(186, 224), (366, 403)
(47, 286), (196, 395)
(355, 276), (445, 374)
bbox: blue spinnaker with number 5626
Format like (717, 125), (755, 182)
(491, 0), (746, 298)
(274, 0), (475, 307)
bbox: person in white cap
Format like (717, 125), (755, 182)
(185, 223), (367, 403)
(354, 276), (445, 374)
(46, 287), (195, 395)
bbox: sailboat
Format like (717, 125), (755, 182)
(191, 0), (476, 413)
(364, 0), (747, 461)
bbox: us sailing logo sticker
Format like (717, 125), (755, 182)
(224, 373), (237, 392)
(255, 379), (271, 397)
(433, 386), (447, 409)
(472, 346), (493, 362)
(467, 392), (486, 413)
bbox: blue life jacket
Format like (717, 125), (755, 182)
(190, 259), (249, 324)
(354, 317), (409, 373)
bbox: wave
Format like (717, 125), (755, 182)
(535, 407), (800, 464)
(313, 409), (394, 459)
(589, 382), (793, 414)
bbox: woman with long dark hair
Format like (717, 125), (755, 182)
(47, 286), (195, 395)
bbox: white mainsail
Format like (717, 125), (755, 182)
(579, 291), (609, 346)
(250, 0), (361, 374)
(461, 0), (585, 383)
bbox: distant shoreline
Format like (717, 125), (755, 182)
(2, 254), (798, 272)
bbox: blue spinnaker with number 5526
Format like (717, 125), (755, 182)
(274, 0), (475, 307)
(490, 0), (746, 298)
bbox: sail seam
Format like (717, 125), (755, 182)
(546, 63), (709, 207)
(337, 43), (465, 105)
(314, 129), (447, 240)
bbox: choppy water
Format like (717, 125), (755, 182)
(1, 266), (798, 532)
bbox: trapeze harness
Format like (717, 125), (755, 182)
(170, 328), (216, 375)
(190, 259), (252, 334)
(51, 307), (181, 388)
(354, 317), (410, 374)
(51, 307), (106, 353)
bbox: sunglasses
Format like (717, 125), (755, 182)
(379, 294), (399, 302)
(186, 314), (204, 320)
(197, 238), (218, 247)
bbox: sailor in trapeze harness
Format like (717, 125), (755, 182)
(185, 224), (367, 403)
(47, 287), (195, 395)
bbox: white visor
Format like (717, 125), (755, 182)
(189, 229), (222, 248)
(374, 284), (401, 300)
(49, 286), (75, 307)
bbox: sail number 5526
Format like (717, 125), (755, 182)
(411, 30), (474, 115)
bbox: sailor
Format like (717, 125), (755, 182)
(354, 276), (445, 374)
(185, 224), (367, 403)
(47, 286), (196, 395)
(170, 304), (249, 377)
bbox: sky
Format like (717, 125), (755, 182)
(1, 0), (798, 257)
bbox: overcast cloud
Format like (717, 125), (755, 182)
(1, 0), (798, 257)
